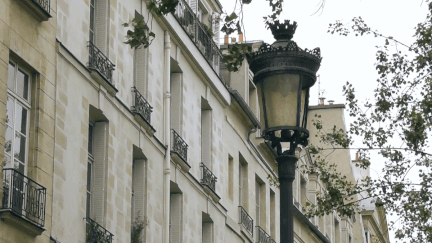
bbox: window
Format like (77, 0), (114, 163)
(86, 123), (94, 218)
(334, 219), (340, 243)
(202, 212), (213, 243)
(255, 176), (265, 227)
(132, 159), (146, 220)
(170, 193), (182, 243)
(201, 98), (212, 168)
(5, 61), (31, 175)
(135, 44), (149, 98)
(171, 72), (183, 133)
(228, 154), (234, 200)
(239, 154), (248, 209)
(270, 189), (276, 237)
(86, 113), (109, 224)
(89, 0), (108, 54)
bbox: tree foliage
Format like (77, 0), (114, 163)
(303, 2), (432, 242)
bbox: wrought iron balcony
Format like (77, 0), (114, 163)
(171, 129), (188, 162)
(200, 163), (217, 192)
(131, 87), (152, 125)
(33, 0), (50, 14)
(86, 218), (114, 243)
(239, 206), (253, 236)
(88, 42), (115, 84)
(1, 169), (46, 228)
(173, 0), (222, 78)
(256, 226), (272, 243)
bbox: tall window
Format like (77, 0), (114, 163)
(270, 189), (276, 237)
(89, 0), (95, 44)
(86, 116), (109, 224)
(202, 213), (213, 243)
(227, 154), (234, 200)
(171, 73), (182, 133)
(239, 154), (248, 209)
(5, 61), (31, 175)
(170, 193), (182, 243)
(87, 123), (95, 218)
(255, 176), (266, 228)
(201, 98), (212, 168)
(132, 159), (146, 220)
(89, 0), (108, 54)
(255, 180), (260, 227)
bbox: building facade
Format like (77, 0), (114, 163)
(0, 0), (389, 243)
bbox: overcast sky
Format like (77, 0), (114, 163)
(217, 0), (430, 241)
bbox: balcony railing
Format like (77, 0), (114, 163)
(33, 0), (50, 14)
(86, 218), (114, 243)
(1, 169), (46, 228)
(88, 42), (115, 83)
(171, 129), (188, 162)
(173, 0), (222, 79)
(239, 206), (253, 236)
(256, 226), (272, 243)
(200, 163), (217, 192)
(131, 87), (152, 124)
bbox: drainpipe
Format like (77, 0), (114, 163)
(163, 31), (171, 243)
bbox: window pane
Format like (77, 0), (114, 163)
(13, 131), (26, 163)
(86, 193), (91, 218)
(15, 160), (25, 174)
(15, 103), (28, 135)
(16, 68), (29, 101)
(88, 124), (93, 155)
(5, 126), (12, 155)
(3, 153), (11, 168)
(7, 62), (15, 91)
(6, 97), (13, 125)
(87, 162), (92, 191)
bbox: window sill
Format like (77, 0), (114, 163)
(89, 69), (118, 97)
(20, 0), (51, 21)
(0, 209), (45, 236)
(202, 185), (221, 203)
(133, 114), (156, 137)
(171, 152), (191, 173)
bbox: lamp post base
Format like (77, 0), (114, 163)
(277, 154), (298, 243)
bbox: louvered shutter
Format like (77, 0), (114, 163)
(212, 13), (220, 46)
(201, 110), (212, 167)
(202, 222), (213, 243)
(170, 194), (182, 243)
(170, 73), (182, 133)
(189, 0), (197, 13)
(92, 121), (108, 224)
(133, 159), (146, 220)
(135, 47), (147, 97)
(95, 0), (108, 54)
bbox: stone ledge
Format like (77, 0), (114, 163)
(171, 152), (190, 173)
(89, 69), (118, 97)
(133, 114), (156, 137)
(20, 0), (51, 22)
(0, 209), (45, 236)
(202, 185), (221, 203)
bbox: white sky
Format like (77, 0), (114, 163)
(217, 0), (430, 241)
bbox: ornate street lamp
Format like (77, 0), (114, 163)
(247, 20), (321, 243)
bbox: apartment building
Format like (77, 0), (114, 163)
(0, 0), (389, 243)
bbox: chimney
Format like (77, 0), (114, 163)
(328, 100), (334, 105)
(355, 151), (359, 161)
(319, 97), (325, 105)
(231, 37), (237, 43)
(224, 35), (229, 44)
(239, 33), (244, 42)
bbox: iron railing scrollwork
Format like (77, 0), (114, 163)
(256, 226), (273, 243)
(86, 218), (114, 243)
(131, 87), (152, 124)
(171, 129), (188, 162)
(33, 0), (50, 14)
(88, 42), (115, 83)
(2, 169), (46, 228)
(200, 163), (217, 192)
(239, 206), (253, 236)
(173, 0), (222, 79)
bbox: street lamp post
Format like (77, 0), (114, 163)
(247, 20), (322, 243)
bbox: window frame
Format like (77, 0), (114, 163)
(5, 60), (32, 176)
(86, 122), (95, 219)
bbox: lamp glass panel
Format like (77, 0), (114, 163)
(299, 88), (308, 128)
(257, 74), (300, 130)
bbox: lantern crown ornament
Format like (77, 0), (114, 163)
(247, 20), (322, 154)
